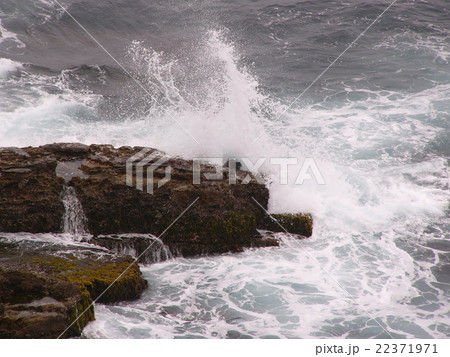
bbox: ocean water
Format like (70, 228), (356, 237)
(0, 0), (449, 338)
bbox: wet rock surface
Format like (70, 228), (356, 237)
(88, 234), (174, 264)
(259, 213), (313, 238)
(0, 239), (147, 338)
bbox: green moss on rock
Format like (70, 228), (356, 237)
(156, 210), (258, 256)
(0, 242), (148, 338)
(30, 255), (148, 303)
(66, 289), (95, 337)
(260, 213), (313, 237)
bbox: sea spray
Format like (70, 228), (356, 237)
(120, 30), (281, 160)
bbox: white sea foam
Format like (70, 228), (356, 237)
(0, 232), (93, 247)
(375, 31), (450, 64)
(82, 233), (449, 338)
(0, 58), (21, 79)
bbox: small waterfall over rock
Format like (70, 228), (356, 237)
(89, 234), (174, 264)
(61, 186), (88, 240)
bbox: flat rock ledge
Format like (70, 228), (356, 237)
(0, 240), (147, 338)
(0, 143), (313, 338)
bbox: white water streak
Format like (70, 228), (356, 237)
(61, 186), (88, 239)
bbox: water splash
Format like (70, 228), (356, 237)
(61, 186), (88, 240)
(117, 30), (280, 160)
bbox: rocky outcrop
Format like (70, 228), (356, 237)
(0, 142), (313, 338)
(0, 239), (147, 338)
(0, 143), (313, 256)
